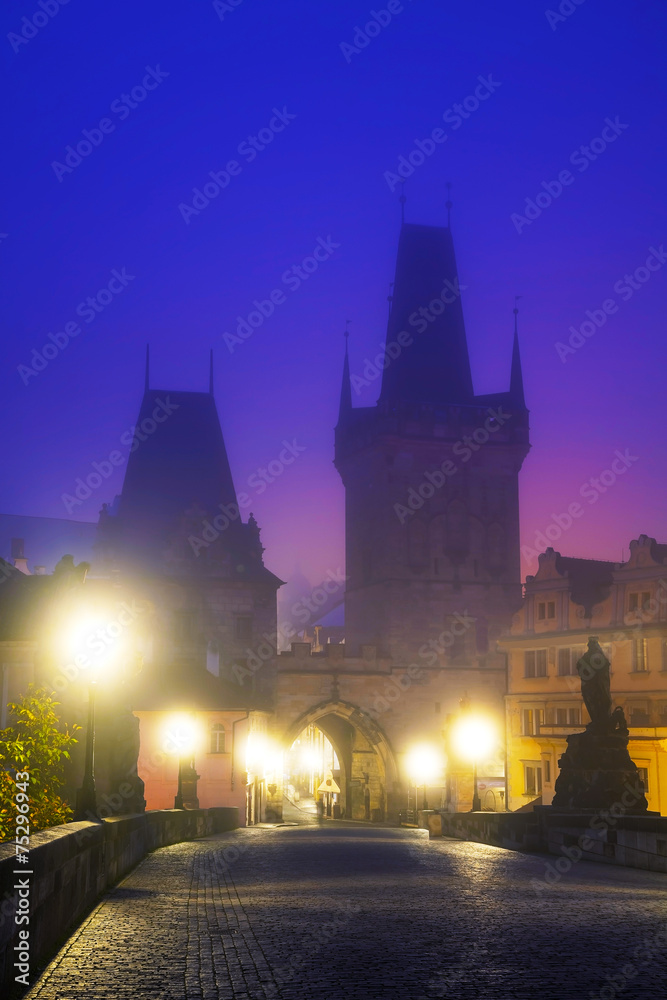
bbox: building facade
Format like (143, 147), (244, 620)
(501, 537), (667, 814)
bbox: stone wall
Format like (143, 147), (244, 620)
(424, 807), (667, 874)
(0, 807), (238, 997)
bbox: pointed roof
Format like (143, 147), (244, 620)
(379, 222), (474, 406)
(510, 305), (525, 407)
(117, 388), (238, 537)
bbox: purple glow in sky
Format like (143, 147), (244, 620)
(1, 0), (665, 587)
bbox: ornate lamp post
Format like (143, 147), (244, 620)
(165, 716), (199, 809)
(405, 744), (441, 821)
(450, 713), (496, 813)
(75, 679), (98, 820)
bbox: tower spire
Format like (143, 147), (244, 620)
(510, 296), (525, 407)
(209, 348), (214, 395)
(399, 179), (406, 224)
(337, 321), (352, 424)
(144, 344), (150, 392)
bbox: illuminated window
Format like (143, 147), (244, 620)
(636, 766), (649, 794)
(558, 648), (573, 676)
(629, 592), (651, 612)
(210, 724), (226, 754)
(525, 649), (547, 677)
(633, 638), (648, 672)
(629, 705), (650, 727)
(524, 764), (542, 796)
(522, 709), (543, 736)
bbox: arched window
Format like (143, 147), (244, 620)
(210, 723), (226, 753)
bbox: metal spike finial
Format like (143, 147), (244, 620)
(513, 294), (522, 330)
(446, 181), (453, 228)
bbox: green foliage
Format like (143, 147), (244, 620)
(0, 685), (80, 841)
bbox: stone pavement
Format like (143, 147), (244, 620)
(25, 818), (667, 999)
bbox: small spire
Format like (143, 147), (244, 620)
(337, 322), (352, 423)
(209, 348), (214, 395)
(446, 182), (452, 228)
(399, 179), (406, 224)
(510, 296), (525, 407)
(144, 344), (150, 392)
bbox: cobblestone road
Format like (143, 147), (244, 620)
(26, 818), (667, 1000)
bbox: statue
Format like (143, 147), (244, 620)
(552, 636), (648, 812)
(577, 638), (612, 730)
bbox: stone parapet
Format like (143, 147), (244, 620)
(0, 807), (239, 997)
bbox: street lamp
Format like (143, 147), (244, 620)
(61, 614), (125, 822)
(405, 744), (441, 817)
(451, 715), (496, 812)
(164, 716), (199, 809)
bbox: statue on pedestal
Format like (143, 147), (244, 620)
(552, 637), (648, 812)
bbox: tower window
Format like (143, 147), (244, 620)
(234, 616), (253, 643)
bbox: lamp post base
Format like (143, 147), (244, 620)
(74, 778), (98, 822)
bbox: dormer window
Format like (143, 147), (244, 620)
(537, 601), (556, 621)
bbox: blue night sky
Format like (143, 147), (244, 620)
(1, 0), (666, 586)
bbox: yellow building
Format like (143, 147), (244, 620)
(500, 535), (667, 814)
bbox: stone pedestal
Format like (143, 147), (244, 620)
(552, 729), (648, 813)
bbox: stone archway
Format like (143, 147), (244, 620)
(280, 701), (398, 821)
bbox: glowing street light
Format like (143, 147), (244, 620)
(164, 715), (200, 809)
(450, 715), (496, 812)
(66, 613), (128, 822)
(405, 744), (441, 813)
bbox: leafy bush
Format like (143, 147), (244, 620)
(0, 686), (80, 841)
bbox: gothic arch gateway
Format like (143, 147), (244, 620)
(279, 700), (399, 821)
